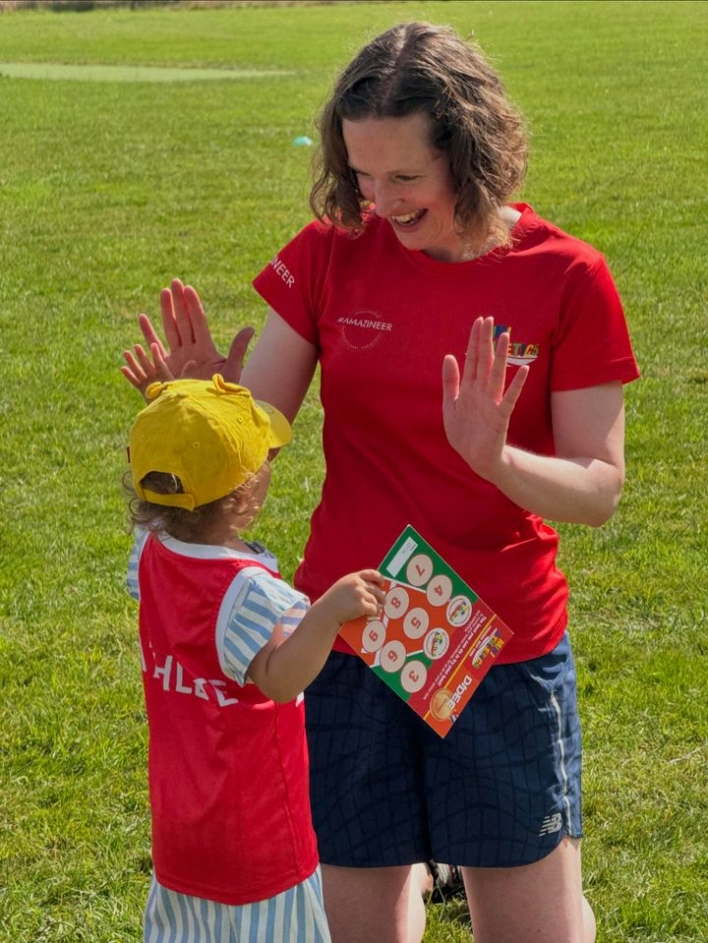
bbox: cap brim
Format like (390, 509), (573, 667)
(255, 400), (293, 449)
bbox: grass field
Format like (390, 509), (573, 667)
(0, 1), (706, 941)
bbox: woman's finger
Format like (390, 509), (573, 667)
(489, 329), (510, 399)
(184, 285), (214, 354)
(169, 278), (196, 346)
(223, 327), (255, 382)
(159, 287), (183, 351)
(138, 312), (167, 357)
(501, 364), (529, 416)
(476, 316), (495, 384)
(441, 353), (461, 408)
(461, 317), (482, 385)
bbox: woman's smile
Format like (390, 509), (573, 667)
(342, 113), (466, 263)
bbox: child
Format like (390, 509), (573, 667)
(125, 375), (385, 943)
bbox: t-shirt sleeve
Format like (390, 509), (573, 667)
(126, 529), (150, 602)
(252, 220), (335, 347)
(215, 569), (310, 687)
(550, 256), (640, 391)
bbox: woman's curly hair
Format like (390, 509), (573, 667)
(310, 21), (528, 254)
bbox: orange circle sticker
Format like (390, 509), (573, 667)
(403, 607), (429, 640)
(430, 689), (454, 721)
(362, 619), (386, 653)
(401, 660), (427, 694)
(426, 574), (452, 607)
(384, 586), (410, 620)
(380, 640), (407, 673)
(406, 553), (433, 587)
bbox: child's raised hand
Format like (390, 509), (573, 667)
(319, 569), (386, 626)
(121, 338), (174, 397)
(121, 279), (255, 398)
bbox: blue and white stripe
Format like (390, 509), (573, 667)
(215, 568), (309, 686)
(143, 869), (331, 942)
(126, 529), (151, 601)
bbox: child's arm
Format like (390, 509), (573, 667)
(247, 569), (386, 703)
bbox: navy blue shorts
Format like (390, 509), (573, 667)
(305, 631), (583, 869)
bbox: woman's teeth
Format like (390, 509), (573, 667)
(392, 210), (423, 224)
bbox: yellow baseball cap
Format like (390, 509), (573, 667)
(129, 375), (292, 511)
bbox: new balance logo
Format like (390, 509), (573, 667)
(539, 812), (563, 836)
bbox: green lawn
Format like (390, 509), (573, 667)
(0, 2), (706, 941)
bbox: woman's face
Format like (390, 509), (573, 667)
(342, 112), (463, 262)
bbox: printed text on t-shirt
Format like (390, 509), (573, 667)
(141, 642), (240, 708)
(270, 255), (295, 288)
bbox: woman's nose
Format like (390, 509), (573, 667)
(372, 180), (396, 217)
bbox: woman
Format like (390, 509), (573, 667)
(124, 22), (639, 943)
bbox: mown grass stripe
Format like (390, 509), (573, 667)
(0, 61), (295, 82)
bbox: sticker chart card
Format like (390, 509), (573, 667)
(339, 525), (514, 738)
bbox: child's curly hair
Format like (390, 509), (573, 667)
(125, 464), (271, 543)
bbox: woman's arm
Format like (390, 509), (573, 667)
(443, 316), (626, 527)
(241, 308), (318, 423)
(491, 384), (625, 526)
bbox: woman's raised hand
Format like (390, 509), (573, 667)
(442, 316), (528, 482)
(121, 278), (254, 396)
